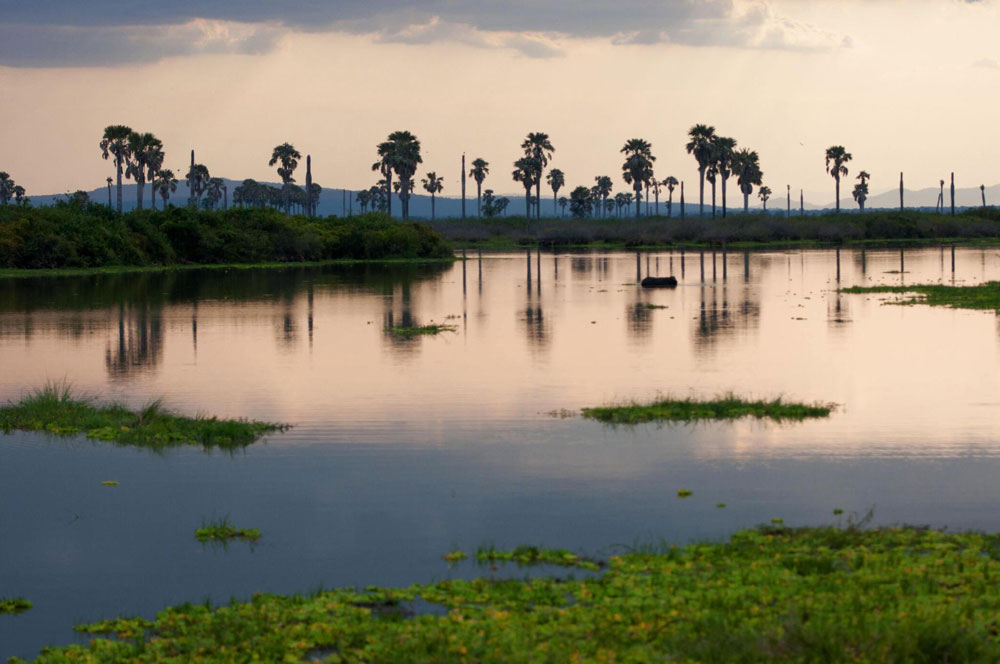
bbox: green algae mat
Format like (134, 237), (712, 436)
(15, 526), (1000, 662)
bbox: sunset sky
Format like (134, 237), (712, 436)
(1, 0), (997, 203)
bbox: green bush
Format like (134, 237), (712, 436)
(0, 204), (453, 269)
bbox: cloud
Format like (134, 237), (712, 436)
(0, 19), (287, 67)
(0, 0), (847, 67)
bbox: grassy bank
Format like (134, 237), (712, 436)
(582, 394), (834, 424)
(0, 204), (453, 270)
(841, 281), (1000, 312)
(16, 525), (1000, 662)
(428, 209), (1000, 249)
(0, 384), (285, 451)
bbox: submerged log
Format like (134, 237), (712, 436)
(640, 276), (678, 288)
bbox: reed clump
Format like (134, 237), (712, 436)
(582, 392), (834, 424)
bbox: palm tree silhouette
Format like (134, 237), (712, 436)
(100, 125), (133, 213)
(558, 196), (568, 217)
(379, 131), (422, 220)
(13, 185), (26, 206)
(152, 169), (178, 208)
(0, 172), (14, 205)
(512, 156), (537, 218)
(372, 147), (394, 217)
(106, 177), (113, 208)
(758, 186), (772, 212)
(663, 177), (678, 218)
(713, 136), (737, 217)
(469, 158), (489, 218)
(521, 133), (554, 220)
(547, 168), (565, 217)
(731, 149), (763, 213)
(824, 146), (852, 212)
(621, 138), (655, 219)
(685, 124), (716, 217)
(269, 143), (302, 214)
(853, 171), (870, 213)
(421, 172), (444, 220)
(125, 132), (163, 211)
(146, 144), (165, 210)
(594, 176), (613, 218)
(186, 163), (210, 207)
(706, 160), (718, 218)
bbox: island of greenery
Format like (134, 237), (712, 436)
(194, 516), (261, 544)
(13, 525), (1000, 662)
(582, 394), (834, 424)
(0, 384), (285, 451)
(841, 281), (1000, 312)
(0, 598), (32, 615)
(0, 205), (453, 272)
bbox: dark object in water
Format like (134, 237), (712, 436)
(640, 276), (678, 288)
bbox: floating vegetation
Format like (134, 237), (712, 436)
(442, 551), (467, 563)
(582, 393), (834, 424)
(18, 526), (1000, 662)
(716, 502), (726, 508)
(194, 516), (261, 543)
(841, 281), (1000, 312)
(677, 489), (693, 498)
(100, 481), (119, 487)
(0, 383), (286, 451)
(474, 545), (602, 571)
(388, 324), (457, 337)
(644, 303), (669, 309)
(0, 598), (32, 615)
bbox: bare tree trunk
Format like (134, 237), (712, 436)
(899, 172), (904, 211)
(950, 172), (955, 216)
(305, 155), (313, 217)
(680, 182), (685, 219)
(461, 154), (466, 220)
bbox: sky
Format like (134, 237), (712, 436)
(0, 0), (998, 204)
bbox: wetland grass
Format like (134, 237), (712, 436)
(0, 383), (286, 451)
(17, 526), (1000, 662)
(582, 393), (834, 424)
(194, 516), (261, 543)
(840, 281), (1000, 312)
(0, 598), (32, 615)
(388, 324), (457, 337)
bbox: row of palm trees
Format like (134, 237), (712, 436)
(0, 172), (27, 206)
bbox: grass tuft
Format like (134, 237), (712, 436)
(582, 392), (834, 424)
(194, 516), (261, 543)
(0, 383), (287, 451)
(388, 324), (457, 337)
(0, 598), (32, 614)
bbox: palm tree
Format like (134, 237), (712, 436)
(706, 160), (718, 218)
(377, 131), (422, 220)
(825, 146), (852, 212)
(512, 157), (537, 218)
(731, 148), (763, 213)
(558, 196), (568, 217)
(712, 136), (737, 217)
(421, 172), (444, 220)
(621, 138), (655, 219)
(13, 185), (26, 205)
(205, 178), (225, 210)
(650, 178), (662, 216)
(269, 143), (302, 213)
(663, 177), (679, 218)
(685, 124), (716, 217)
(758, 186), (772, 212)
(469, 158), (489, 218)
(521, 132), (555, 220)
(186, 163), (211, 206)
(853, 171), (870, 212)
(569, 185), (593, 218)
(308, 183), (322, 215)
(593, 176), (613, 218)
(547, 168), (565, 217)
(147, 147), (164, 210)
(124, 131), (163, 211)
(152, 169), (178, 207)
(106, 177), (113, 208)
(372, 151), (394, 217)
(100, 125), (133, 213)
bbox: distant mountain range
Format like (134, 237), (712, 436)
(27, 178), (1000, 218)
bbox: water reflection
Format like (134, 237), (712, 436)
(105, 303), (164, 380)
(694, 284), (760, 353)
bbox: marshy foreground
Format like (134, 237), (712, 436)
(11, 525), (1000, 663)
(6, 248), (1000, 660)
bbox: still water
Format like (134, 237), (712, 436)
(3, 248), (1000, 658)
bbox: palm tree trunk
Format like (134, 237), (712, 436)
(711, 181), (716, 218)
(477, 182), (482, 218)
(431, 192), (436, 221)
(116, 160), (123, 213)
(835, 175), (841, 213)
(635, 186), (641, 219)
(525, 189), (531, 218)
(744, 191), (749, 213)
(137, 176), (144, 211)
(536, 180), (541, 220)
(667, 192), (673, 218)
(107, 184), (112, 208)
(386, 173), (393, 217)
(721, 177), (727, 218)
(655, 190), (659, 216)
(698, 166), (705, 217)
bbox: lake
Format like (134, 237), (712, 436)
(3, 246), (1000, 659)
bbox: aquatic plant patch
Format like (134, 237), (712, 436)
(16, 526), (1000, 662)
(388, 324), (457, 337)
(840, 281), (1000, 312)
(0, 383), (286, 451)
(194, 516), (261, 543)
(582, 393), (834, 424)
(0, 598), (32, 615)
